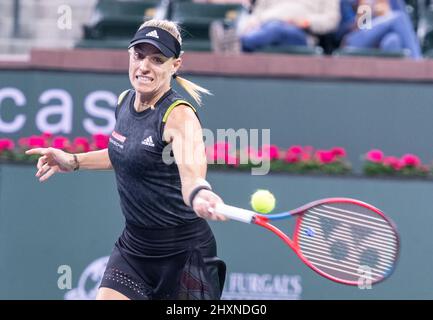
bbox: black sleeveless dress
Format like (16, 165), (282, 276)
(99, 88), (226, 299)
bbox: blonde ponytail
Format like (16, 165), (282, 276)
(174, 75), (212, 106)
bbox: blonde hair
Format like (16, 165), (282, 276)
(138, 19), (212, 106)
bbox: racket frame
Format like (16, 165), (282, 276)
(217, 198), (400, 286)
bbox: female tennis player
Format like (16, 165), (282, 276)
(26, 19), (227, 300)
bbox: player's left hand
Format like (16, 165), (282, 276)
(192, 189), (228, 221)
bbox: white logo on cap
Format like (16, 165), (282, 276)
(146, 30), (159, 39)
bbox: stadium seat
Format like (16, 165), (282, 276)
(170, 2), (246, 51)
(423, 48), (433, 58)
(402, 0), (419, 28)
(418, 1), (433, 54)
(76, 0), (164, 49)
(255, 45), (324, 56)
(422, 28), (433, 54)
(75, 38), (130, 49)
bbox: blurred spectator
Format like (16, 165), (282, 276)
(211, 0), (340, 53)
(238, 0), (341, 52)
(334, 0), (358, 45)
(340, 0), (422, 59)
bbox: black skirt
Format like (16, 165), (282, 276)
(99, 218), (226, 300)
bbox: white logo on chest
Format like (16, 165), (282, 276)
(141, 135), (155, 147)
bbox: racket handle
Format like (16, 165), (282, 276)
(214, 203), (255, 224)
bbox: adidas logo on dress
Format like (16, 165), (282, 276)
(146, 30), (159, 39)
(141, 136), (155, 147)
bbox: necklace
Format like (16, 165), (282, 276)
(136, 103), (155, 112)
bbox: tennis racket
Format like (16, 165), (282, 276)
(213, 198), (400, 286)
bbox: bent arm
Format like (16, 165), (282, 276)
(164, 105), (226, 221)
(75, 149), (113, 170)
(26, 147), (113, 182)
(164, 105), (207, 205)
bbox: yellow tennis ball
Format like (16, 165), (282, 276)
(250, 189), (276, 214)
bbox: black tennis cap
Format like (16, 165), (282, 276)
(129, 26), (181, 58)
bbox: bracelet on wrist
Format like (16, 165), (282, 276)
(73, 154), (80, 171)
(188, 185), (212, 207)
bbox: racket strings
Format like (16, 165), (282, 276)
(298, 233), (394, 268)
(311, 207), (395, 234)
(301, 217), (397, 256)
(299, 233), (393, 281)
(297, 242), (389, 272)
(297, 203), (398, 284)
(298, 233), (387, 279)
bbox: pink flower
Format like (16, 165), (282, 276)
(288, 145), (303, 154)
(246, 146), (258, 160)
(18, 137), (29, 148)
(212, 153), (238, 165)
(366, 149), (384, 163)
(258, 144), (280, 160)
(226, 155), (239, 166)
(303, 146), (314, 154)
(52, 136), (70, 150)
(401, 154), (421, 167)
(301, 152), (312, 162)
(73, 137), (90, 153)
(384, 156), (403, 171)
(212, 142), (231, 160)
(28, 135), (46, 148)
(331, 147), (346, 158)
(42, 132), (53, 139)
(0, 139), (15, 151)
(286, 146), (314, 163)
(206, 149), (219, 163)
(213, 142), (231, 154)
(93, 134), (110, 149)
(316, 150), (335, 164)
(206, 143), (238, 165)
(284, 152), (299, 163)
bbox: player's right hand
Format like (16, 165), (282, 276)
(192, 189), (228, 222)
(25, 147), (76, 182)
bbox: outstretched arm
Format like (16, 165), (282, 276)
(164, 105), (227, 221)
(26, 148), (112, 182)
